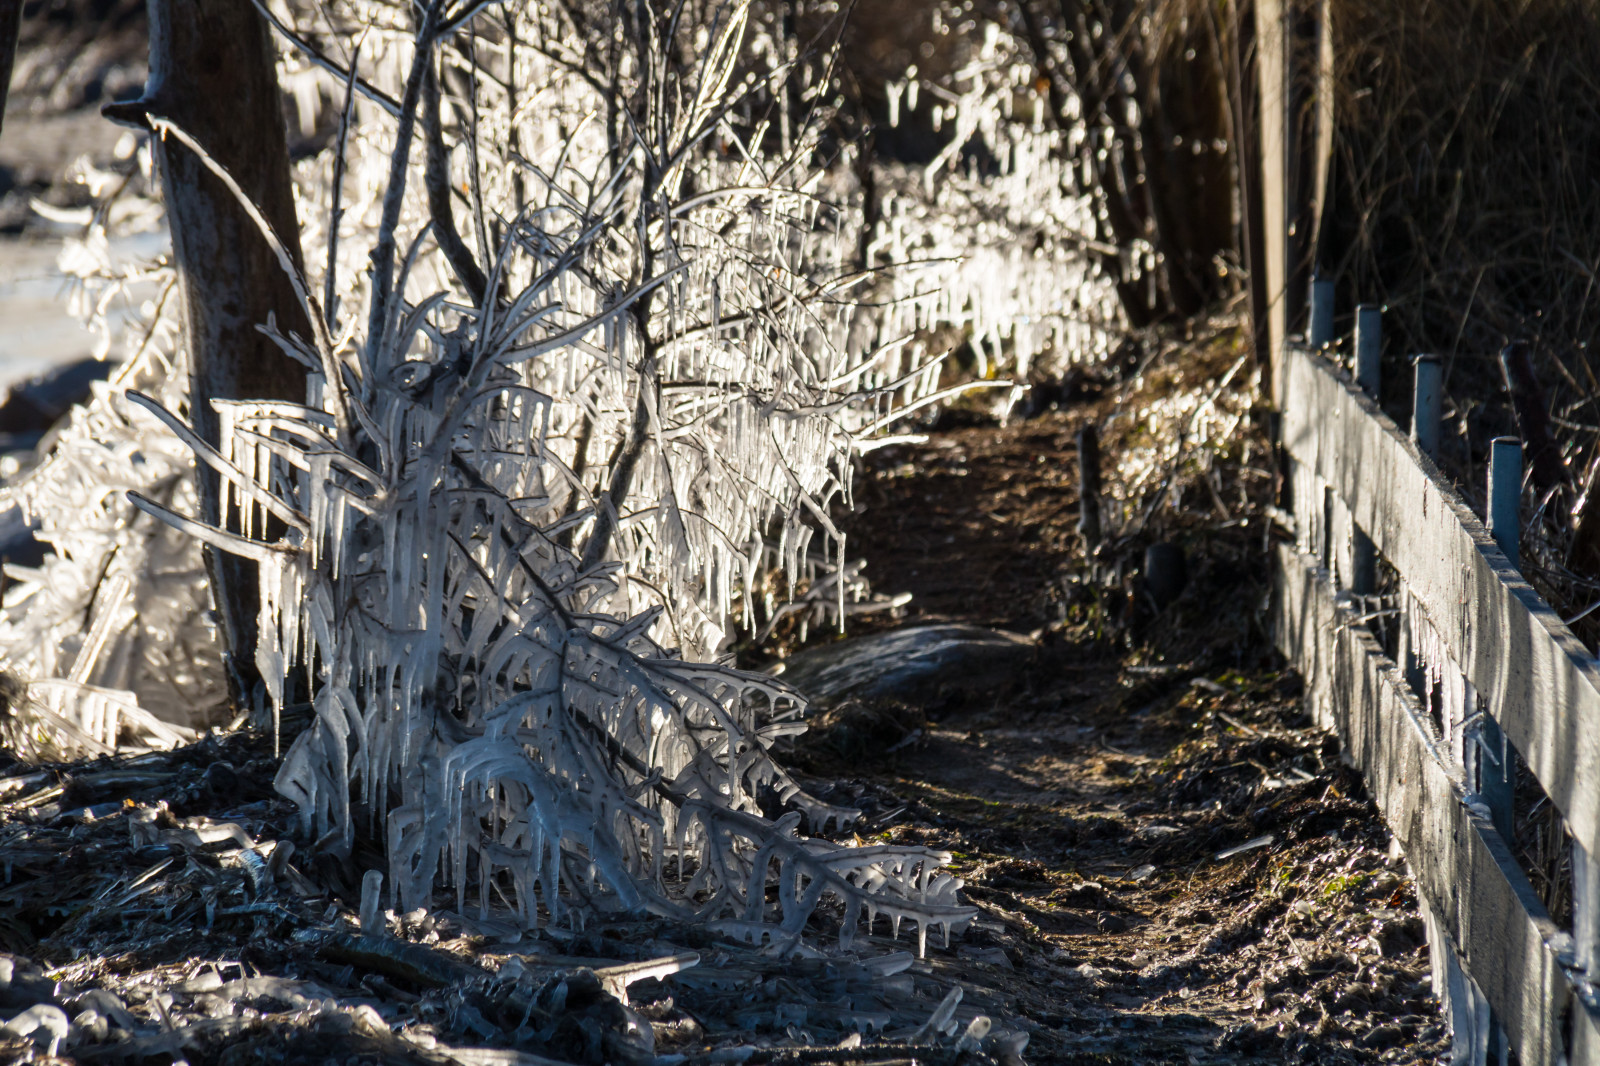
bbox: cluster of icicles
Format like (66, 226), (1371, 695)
(866, 20), (1126, 394)
(0, 0), (1000, 946)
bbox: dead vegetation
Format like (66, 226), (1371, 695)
(0, 332), (1450, 1064)
(1324, 0), (1600, 646)
(0, 721), (1033, 1065)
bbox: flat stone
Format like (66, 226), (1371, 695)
(770, 624), (1034, 704)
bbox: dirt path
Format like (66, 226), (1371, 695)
(779, 381), (1450, 1063)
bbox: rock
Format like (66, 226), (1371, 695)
(0, 954), (58, 1011)
(201, 760), (239, 798)
(771, 624), (1034, 705)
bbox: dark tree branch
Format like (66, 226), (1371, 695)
(423, 62), (489, 304)
(0, 0), (21, 143)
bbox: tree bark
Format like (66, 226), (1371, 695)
(111, 0), (310, 709)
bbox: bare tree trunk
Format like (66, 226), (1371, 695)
(108, 0), (310, 710)
(0, 0), (22, 141)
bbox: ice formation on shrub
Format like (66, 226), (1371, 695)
(110, 0), (976, 943)
(864, 53), (1125, 393)
(0, 0), (1125, 943)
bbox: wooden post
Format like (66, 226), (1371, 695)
(1255, 0), (1334, 402)
(1226, 0), (1271, 399)
(1254, 0), (1290, 403)
(1411, 355), (1442, 459)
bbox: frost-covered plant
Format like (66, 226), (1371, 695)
(0, 1), (1124, 765)
(109, 0), (974, 945)
(260, 0), (968, 658)
(849, 8), (1127, 395)
(0, 345), (221, 760)
(0, 152), (225, 760)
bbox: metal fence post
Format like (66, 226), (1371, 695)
(1576, 840), (1600, 982)
(1412, 355), (1442, 459)
(1482, 438), (1524, 1065)
(1309, 277), (1335, 349)
(1354, 304), (1381, 394)
(1077, 425), (1102, 550)
(1478, 438), (1521, 847)
(1401, 353), (1442, 754)
(1487, 438), (1522, 571)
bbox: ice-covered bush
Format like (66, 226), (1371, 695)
(858, 16), (1126, 392)
(0, 176), (225, 760)
(89, 0), (969, 943)
(0, 0), (1128, 944)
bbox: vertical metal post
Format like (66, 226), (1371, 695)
(1575, 840), (1600, 980)
(1405, 354), (1442, 768)
(1309, 277), (1335, 349)
(1477, 438), (1521, 847)
(1354, 304), (1382, 395)
(1350, 305), (1380, 595)
(1487, 437), (1522, 570)
(1412, 355), (1442, 459)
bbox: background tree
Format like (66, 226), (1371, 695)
(0, 0), (21, 136)
(103, 0), (310, 709)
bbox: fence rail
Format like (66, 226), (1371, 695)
(1273, 331), (1600, 1065)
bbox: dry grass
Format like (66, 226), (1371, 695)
(1325, 0), (1600, 642)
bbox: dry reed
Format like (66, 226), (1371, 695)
(1324, 0), (1600, 646)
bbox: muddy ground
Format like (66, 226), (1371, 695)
(771, 347), (1450, 1063)
(0, 339), (1449, 1064)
